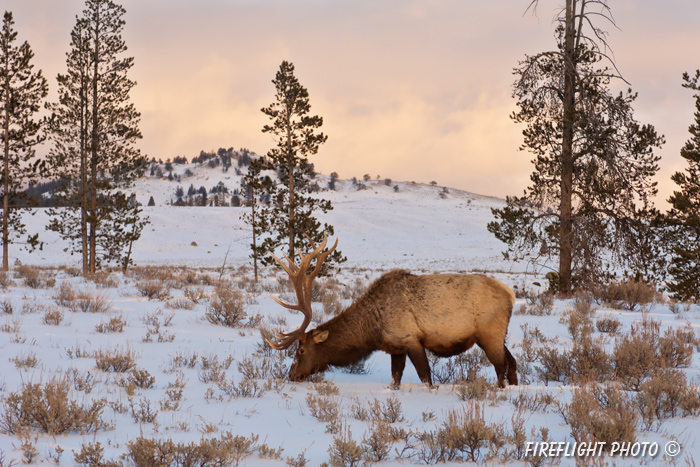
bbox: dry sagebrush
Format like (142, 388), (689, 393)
(0, 377), (109, 435)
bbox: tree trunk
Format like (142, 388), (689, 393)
(286, 110), (295, 263)
(559, 0), (576, 295)
(81, 152), (88, 274)
(81, 70), (89, 275)
(2, 73), (9, 272)
(251, 189), (258, 283)
(88, 9), (100, 275)
(122, 221), (135, 273)
(88, 150), (97, 275)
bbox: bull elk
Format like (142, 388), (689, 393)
(266, 234), (518, 388)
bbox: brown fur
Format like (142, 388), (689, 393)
(289, 269), (518, 388)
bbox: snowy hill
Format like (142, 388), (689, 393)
(22, 159), (519, 274)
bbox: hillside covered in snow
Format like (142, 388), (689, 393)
(21, 151), (521, 275)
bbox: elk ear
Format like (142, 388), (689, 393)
(312, 330), (329, 343)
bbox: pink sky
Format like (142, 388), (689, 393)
(5, 0), (700, 203)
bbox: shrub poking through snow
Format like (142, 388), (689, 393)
(205, 286), (248, 327)
(0, 377), (109, 435)
(94, 347), (138, 372)
(560, 385), (637, 453)
(123, 433), (260, 467)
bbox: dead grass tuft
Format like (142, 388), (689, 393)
(11, 352), (38, 369)
(73, 441), (121, 467)
(613, 319), (695, 391)
(326, 423), (364, 467)
(598, 279), (661, 311)
(135, 279), (171, 300)
(0, 376), (108, 435)
(306, 392), (342, 434)
(94, 347), (138, 372)
(515, 291), (554, 316)
(418, 402), (498, 463)
(15, 265), (54, 289)
(205, 287), (250, 327)
(0, 299), (13, 315)
(71, 292), (112, 313)
(42, 306), (64, 325)
(560, 385), (637, 453)
(55, 282), (112, 313)
(95, 314), (126, 333)
(636, 368), (700, 429)
(142, 309), (176, 342)
(596, 316), (622, 334)
(123, 432), (260, 467)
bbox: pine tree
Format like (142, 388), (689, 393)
(197, 186), (207, 206)
(0, 11), (48, 270)
(46, 0), (147, 274)
(488, 0), (663, 293)
(258, 61), (345, 270)
(101, 192), (146, 272)
(666, 70), (700, 301)
(240, 155), (274, 282)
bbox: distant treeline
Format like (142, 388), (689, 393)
(151, 147), (255, 169)
(10, 179), (64, 208)
(11, 178), (137, 208)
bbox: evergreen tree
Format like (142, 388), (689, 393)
(666, 70), (700, 301)
(240, 156), (274, 282)
(0, 11), (48, 270)
(46, 0), (147, 274)
(328, 171), (338, 190)
(258, 60), (344, 270)
(102, 192), (146, 272)
(488, 0), (663, 293)
(197, 186), (207, 206)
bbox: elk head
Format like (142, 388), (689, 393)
(266, 233), (338, 382)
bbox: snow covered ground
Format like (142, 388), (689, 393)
(0, 164), (698, 466)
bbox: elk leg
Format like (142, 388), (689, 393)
(407, 347), (433, 386)
(504, 345), (518, 386)
(478, 341), (507, 388)
(391, 354), (407, 388)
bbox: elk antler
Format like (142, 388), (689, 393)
(266, 233), (339, 350)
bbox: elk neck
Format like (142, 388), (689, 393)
(312, 270), (415, 367)
(313, 300), (383, 367)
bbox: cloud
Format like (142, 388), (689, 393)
(4, 0), (700, 202)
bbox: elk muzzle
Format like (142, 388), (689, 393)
(288, 360), (307, 382)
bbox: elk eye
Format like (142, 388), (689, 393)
(298, 348), (305, 355)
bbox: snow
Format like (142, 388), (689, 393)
(0, 162), (698, 466)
